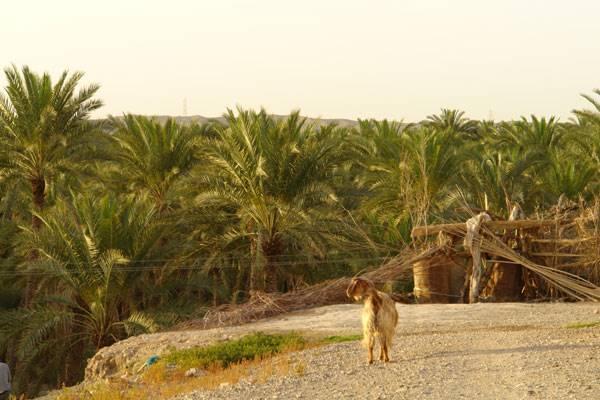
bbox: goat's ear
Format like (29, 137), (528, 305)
(346, 280), (357, 298)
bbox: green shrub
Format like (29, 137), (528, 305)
(163, 332), (305, 370)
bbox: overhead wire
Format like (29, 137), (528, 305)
(0, 254), (396, 277)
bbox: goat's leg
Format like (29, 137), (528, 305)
(379, 336), (386, 361)
(383, 337), (391, 362)
(383, 342), (390, 362)
(367, 336), (374, 365)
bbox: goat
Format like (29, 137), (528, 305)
(346, 277), (398, 364)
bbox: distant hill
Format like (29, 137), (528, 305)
(97, 114), (361, 128)
(153, 114), (360, 128)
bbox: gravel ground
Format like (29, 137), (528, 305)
(173, 303), (600, 400)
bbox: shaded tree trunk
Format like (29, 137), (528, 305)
(231, 263), (244, 304)
(23, 176), (46, 306)
(212, 270), (219, 307)
(30, 176), (45, 229)
(250, 235), (259, 292)
(262, 235), (282, 293)
(64, 305), (88, 386)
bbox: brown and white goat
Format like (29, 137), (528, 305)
(346, 277), (398, 364)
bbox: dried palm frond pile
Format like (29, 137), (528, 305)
(175, 247), (438, 330)
(177, 200), (600, 332)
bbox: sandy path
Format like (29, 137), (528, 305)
(166, 303), (600, 400)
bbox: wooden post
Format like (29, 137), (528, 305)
(469, 243), (483, 303)
(464, 212), (491, 303)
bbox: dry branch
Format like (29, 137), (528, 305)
(174, 247), (438, 331)
(530, 252), (588, 258)
(530, 238), (594, 245)
(411, 220), (558, 238)
(175, 204), (600, 332)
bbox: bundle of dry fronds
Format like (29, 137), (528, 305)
(175, 247), (438, 331)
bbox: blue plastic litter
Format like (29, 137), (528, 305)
(145, 355), (159, 366)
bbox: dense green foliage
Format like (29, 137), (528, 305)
(1, 65), (600, 395)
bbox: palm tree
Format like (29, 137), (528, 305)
(494, 116), (564, 157)
(573, 89), (600, 126)
(354, 124), (467, 250)
(402, 127), (466, 224)
(0, 65), (103, 228)
(353, 119), (407, 161)
(486, 116), (569, 207)
(352, 119), (414, 245)
(110, 115), (202, 212)
(0, 194), (158, 392)
(571, 90), (600, 167)
(462, 147), (540, 215)
(198, 109), (346, 292)
(425, 109), (479, 139)
(543, 152), (597, 203)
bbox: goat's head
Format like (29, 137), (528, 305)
(346, 277), (375, 301)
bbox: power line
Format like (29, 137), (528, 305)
(0, 255), (395, 277)
(2, 248), (395, 265)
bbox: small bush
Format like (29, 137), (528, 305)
(163, 332), (306, 370)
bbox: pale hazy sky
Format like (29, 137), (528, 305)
(2, 0), (599, 121)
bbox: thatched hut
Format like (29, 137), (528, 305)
(411, 209), (600, 303)
(413, 251), (466, 303)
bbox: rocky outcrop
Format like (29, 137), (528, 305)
(84, 304), (363, 381)
(84, 331), (223, 381)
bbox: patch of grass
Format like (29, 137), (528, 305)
(58, 350), (300, 400)
(163, 332), (306, 370)
(321, 334), (362, 344)
(56, 331), (358, 400)
(564, 321), (600, 329)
